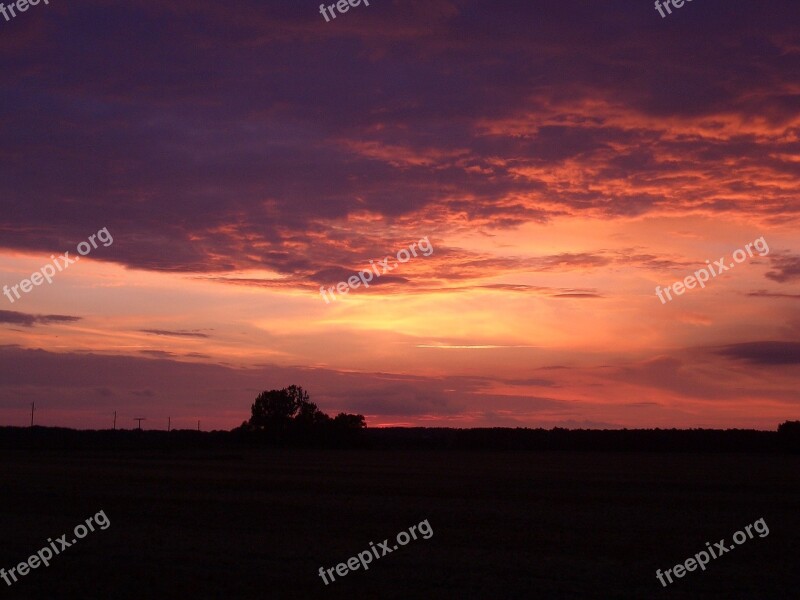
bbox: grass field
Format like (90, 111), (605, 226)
(1, 449), (798, 599)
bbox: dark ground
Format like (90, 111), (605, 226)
(1, 448), (798, 599)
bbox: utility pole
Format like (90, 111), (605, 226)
(134, 418), (145, 430)
(113, 411), (117, 431)
(168, 417), (171, 432)
(197, 420), (200, 432)
(30, 402), (34, 428)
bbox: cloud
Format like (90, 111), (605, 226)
(547, 419), (622, 430)
(500, 378), (558, 387)
(717, 342), (800, 365)
(766, 255), (800, 283)
(747, 290), (800, 300)
(140, 329), (211, 338)
(534, 253), (613, 271)
(0, 0), (798, 277)
(139, 350), (178, 358)
(0, 311), (82, 328)
(329, 383), (464, 417)
(552, 292), (603, 299)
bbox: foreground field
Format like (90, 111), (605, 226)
(1, 450), (798, 599)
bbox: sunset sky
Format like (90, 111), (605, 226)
(1, 0), (799, 430)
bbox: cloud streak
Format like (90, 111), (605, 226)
(0, 311), (82, 328)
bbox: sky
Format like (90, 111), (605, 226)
(1, 0), (799, 431)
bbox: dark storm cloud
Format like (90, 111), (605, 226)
(0, 310), (82, 327)
(0, 0), (798, 276)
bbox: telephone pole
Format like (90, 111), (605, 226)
(30, 402), (34, 428)
(168, 417), (171, 432)
(113, 411), (117, 431)
(134, 418), (145, 430)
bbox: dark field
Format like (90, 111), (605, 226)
(1, 450), (798, 599)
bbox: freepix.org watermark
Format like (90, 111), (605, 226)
(656, 517), (769, 587)
(0, 0), (50, 25)
(654, 0), (694, 19)
(317, 519), (433, 585)
(1, 510), (110, 588)
(319, 236), (433, 304)
(655, 236), (769, 304)
(3, 227), (114, 305)
(319, 0), (371, 23)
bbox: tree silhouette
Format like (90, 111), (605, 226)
(332, 413), (366, 430)
(242, 386), (366, 446)
(294, 397), (329, 428)
(248, 388), (297, 441)
(777, 420), (800, 452)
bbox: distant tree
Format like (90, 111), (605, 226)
(250, 389), (295, 429)
(243, 386), (366, 446)
(248, 385), (312, 442)
(326, 412), (367, 447)
(332, 413), (366, 430)
(777, 420), (800, 452)
(294, 397), (329, 428)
